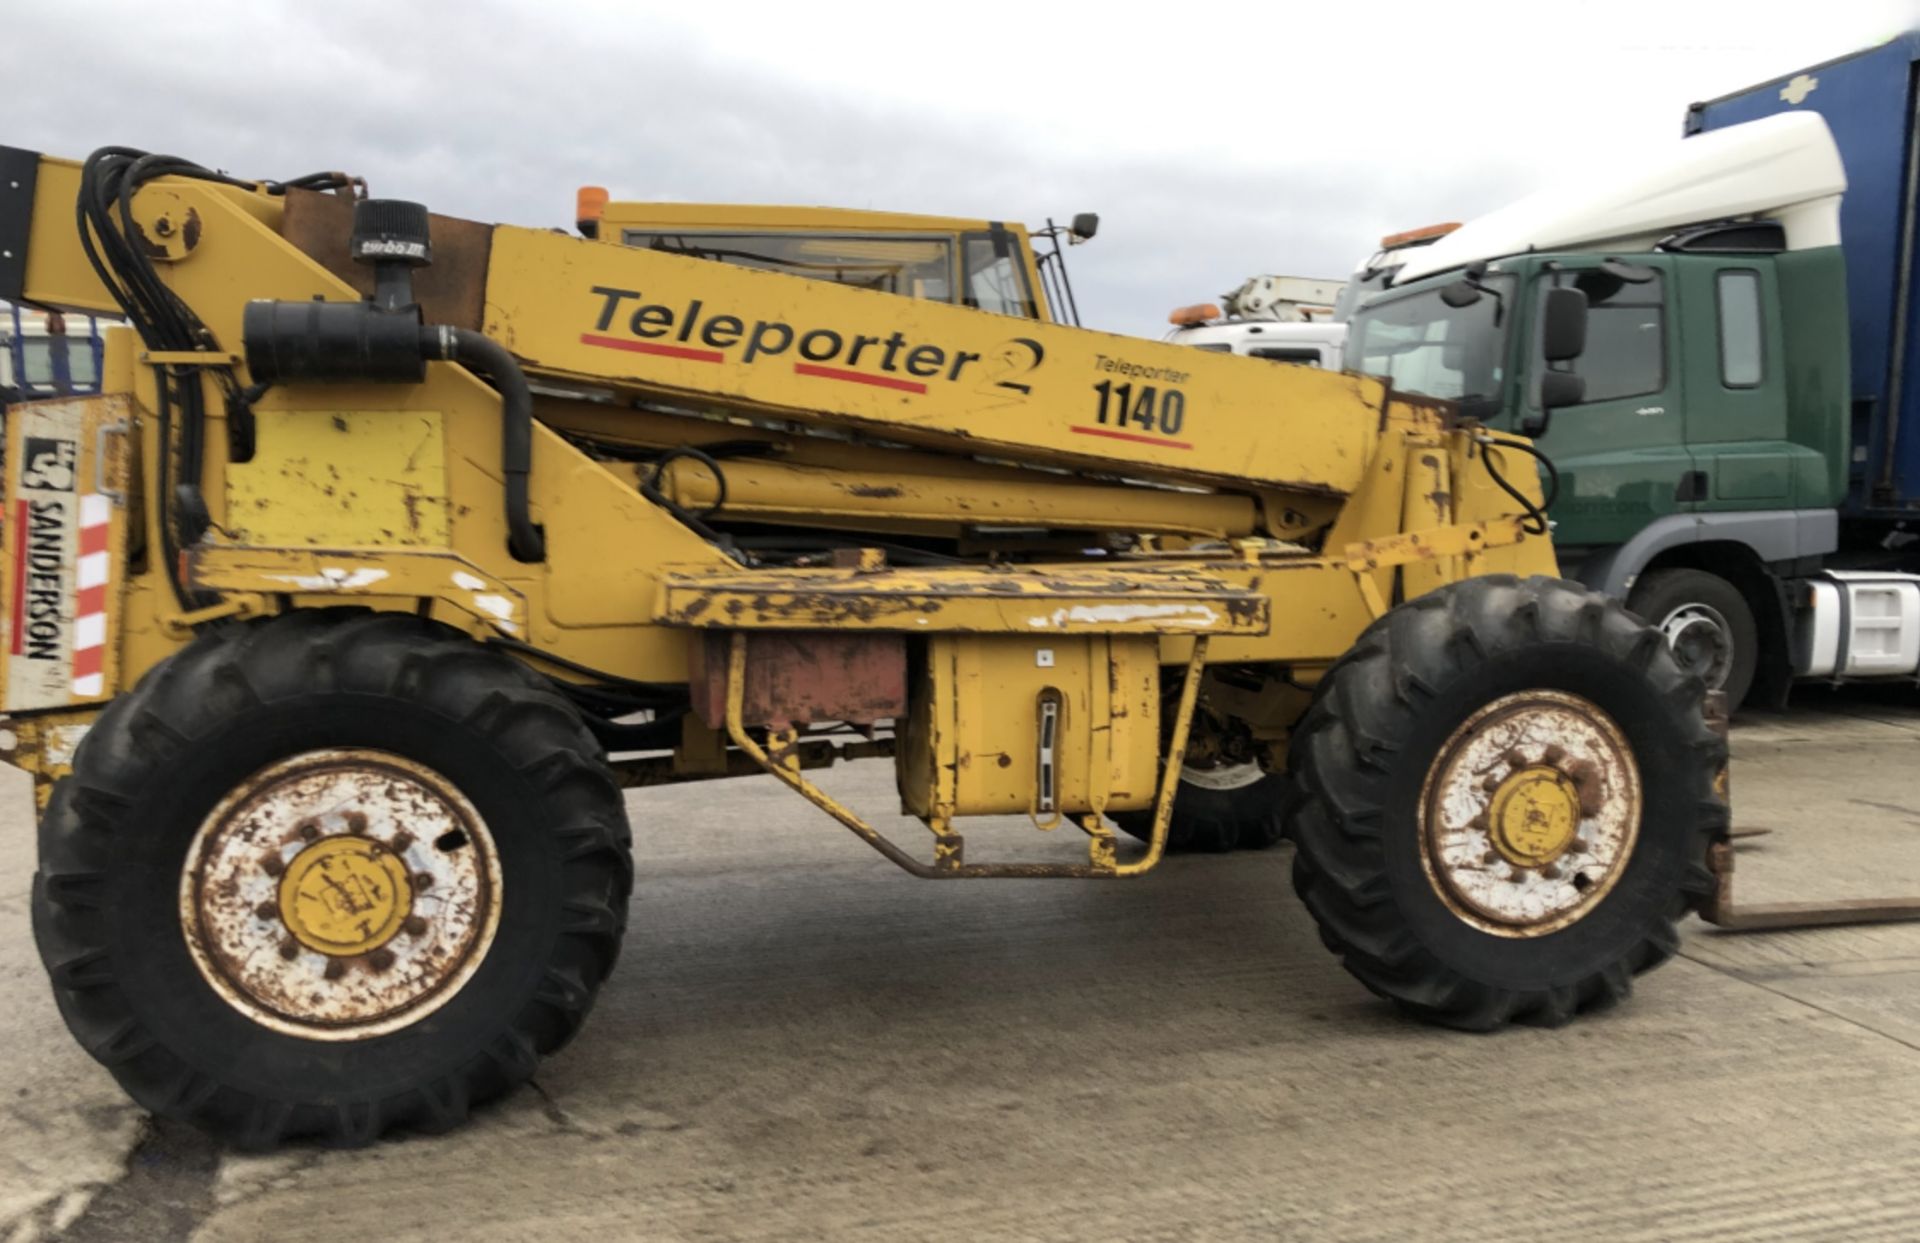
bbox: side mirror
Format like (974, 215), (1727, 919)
(1600, 258), (1658, 285)
(1440, 280), (1482, 309)
(1540, 370), (1585, 411)
(1541, 287), (1589, 362)
(1070, 212), (1100, 242)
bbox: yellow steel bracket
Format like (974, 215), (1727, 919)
(721, 631), (1210, 879)
(1, 709), (106, 811)
(1342, 517), (1529, 618)
(160, 593), (271, 638)
(139, 350), (244, 367)
(1115, 634), (1209, 878)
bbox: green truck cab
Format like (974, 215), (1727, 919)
(1347, 107), (1917, 708)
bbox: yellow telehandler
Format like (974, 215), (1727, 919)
(0, 144), (1724, 1146)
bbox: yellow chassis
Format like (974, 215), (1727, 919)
(0, 150), (1557, 867)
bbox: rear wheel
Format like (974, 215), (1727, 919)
(32, 610), (631, 1147)
(1114, 705), (1290, 852)
(1289, 576), (1724, 1030)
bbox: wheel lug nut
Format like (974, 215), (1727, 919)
(413, 872), (434, 891)
(346, 812), (368, 834)
(1569, 838), (1589, 854)
(278, 940), (299, 961)
(297, 820), (319, 841)
(323, 959), (347, 981)
(367, 949), (396, 973)
(261, 854), (285, 877)
(254, 901), (278, 921)
(1482, 850), (1501, 865)
(1541, 864), (1562, 880)
(1509, 868), (1528, 883)
(403, 915), (429, 937)
(392, 831), (415, 852)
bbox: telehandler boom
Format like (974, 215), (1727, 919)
(0, 145), (1724, 1147)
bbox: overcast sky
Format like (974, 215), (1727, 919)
(11, 0), (1920, 338)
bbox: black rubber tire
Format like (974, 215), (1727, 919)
(31, 610), (632, 1148)
(1627, 567), (1758, 711)
(1288, 575), (1725, 1031)
(1113, 770), (1293, 853)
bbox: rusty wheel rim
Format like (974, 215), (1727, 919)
(179, 749), (503, 1040)
(1416, 691), (1641, 938)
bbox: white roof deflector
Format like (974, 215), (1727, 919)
(1393, 112), (1847, 286)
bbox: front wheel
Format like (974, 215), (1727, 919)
(1289, 576), (1724, 1030)
(1628, 568), (1757, 710)
(32, 611), (632, 1147)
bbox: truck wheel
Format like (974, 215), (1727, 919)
(1288, 576), (1723, 1031)
(1113, 764), (1293, 853)
(1628, 568), (1757, 710)
(31, 611), (631, 1147)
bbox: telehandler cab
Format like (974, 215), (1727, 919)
(0, 144), (1724, 1146)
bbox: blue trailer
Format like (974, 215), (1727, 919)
(1687, 34), (1920, 516)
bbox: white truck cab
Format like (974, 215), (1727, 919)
(1170, 318), (1347, 368)
(1165, 227), (1461, 370)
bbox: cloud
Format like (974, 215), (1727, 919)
(10, 0), (1916, 338)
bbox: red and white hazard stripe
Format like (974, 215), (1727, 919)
(71, 493), (110, 699)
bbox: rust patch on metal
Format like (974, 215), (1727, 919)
(689, 631), (908, 729)
(282, 188), (493, 331)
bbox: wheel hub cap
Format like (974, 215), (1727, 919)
(1658, 604), (1732, 689)
(1418, 691), (1641, 937)
(180, 749), (502, 1041)
(1486, 766), (1580, 868)
(278, 835), (414, 957)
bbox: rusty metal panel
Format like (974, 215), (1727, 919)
(281, 189), (493, 332)
(689, 631), (906, 729)
(656, 563), (1270, 635)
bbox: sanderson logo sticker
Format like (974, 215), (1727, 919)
(8, 402), (85, 710)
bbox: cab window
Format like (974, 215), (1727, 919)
(622, 230), (954, 302)
(961, 233), (1038, 318)
(17, 338), (100, 391)
(1532, 269), (1664, 406)
(1348, 276), (1513, 402)
(1716, 269), (1764, 387)
(1250, 346), (1325, 366)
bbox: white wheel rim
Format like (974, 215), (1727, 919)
(1178, 759), (1267, 791)
(1417, 691), (1641, 938)
(179, 749), (503, 1041)
(1657, 602), (1734, 690)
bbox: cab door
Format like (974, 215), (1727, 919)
(1508, 259), (1697, 549)
(1673, 259), (1797, 508)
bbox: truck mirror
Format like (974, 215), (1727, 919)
(1539, 370), (1585, 413)
(1541, 287), (1588, 362)
(1070, 212), (1100, 242)
(1600, 258), (1658, 285)
(1440, 280), (1482, 309)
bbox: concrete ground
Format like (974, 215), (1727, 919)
(5, 689), (1920, 1241)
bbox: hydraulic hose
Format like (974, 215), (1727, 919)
(423, 325), (545, 562)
